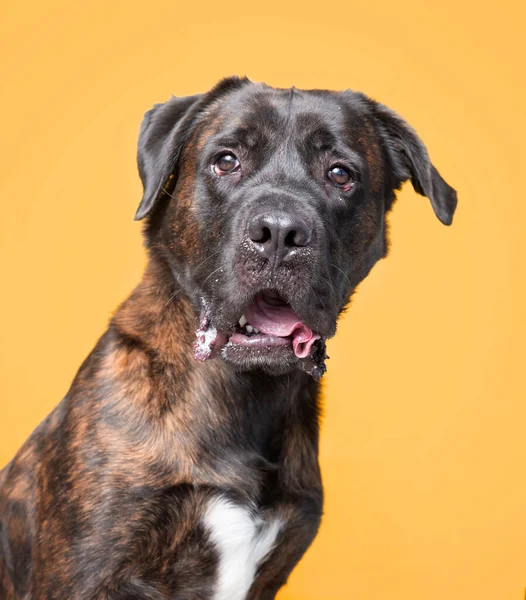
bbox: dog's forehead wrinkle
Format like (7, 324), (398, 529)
(215, 90), (281, 128)
(215, 86), (339, 134)
(200, 90), (368, 174)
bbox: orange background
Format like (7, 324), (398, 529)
(1, 1), (525, 599)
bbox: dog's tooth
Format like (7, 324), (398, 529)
(246, 325), (253, 333)
(239, 314), (247, 327)
(253, 327), (260, 334)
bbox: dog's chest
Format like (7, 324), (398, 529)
(204, 497), (284, 600)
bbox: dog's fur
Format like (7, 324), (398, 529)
(0, 77), (457, 599)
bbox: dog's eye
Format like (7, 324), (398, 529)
(327, 165), (353, 188)
(213, 153), (240, 175)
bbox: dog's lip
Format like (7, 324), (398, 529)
(256, 289), (287, 306)
(228, 332), (291, 347)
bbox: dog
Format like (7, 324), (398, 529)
(0, 76), (457, 599)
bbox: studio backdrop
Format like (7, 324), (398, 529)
(1, 1), (524, 599)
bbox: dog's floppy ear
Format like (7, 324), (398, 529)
(135, 94), (203, 220)
(369, 100), (458, 225)
(135, 76), (252, 221)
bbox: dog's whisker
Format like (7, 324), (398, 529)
(329, 263), (351, 287)
(163, 290), (180, 309)
(201, 266), (223, 288)
(194, 249), (222, 272)
(318, 275), (336, 298)
(311, 288), (328, 314)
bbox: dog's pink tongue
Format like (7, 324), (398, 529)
(245, 295), (320, 359)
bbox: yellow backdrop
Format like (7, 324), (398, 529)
(1, 1), (524, 599)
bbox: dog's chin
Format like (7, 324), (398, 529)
(221, 342), (299, 376)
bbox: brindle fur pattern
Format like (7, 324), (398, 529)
(0, 77), (457, 599)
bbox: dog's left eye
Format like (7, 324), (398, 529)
(327, 165), (353, 188)
(213, 153), (241, 175)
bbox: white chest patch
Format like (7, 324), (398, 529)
(204, 497), (284, 600)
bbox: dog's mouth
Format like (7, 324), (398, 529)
(233, 292), (321, 358)
(193, 290), (328, 379)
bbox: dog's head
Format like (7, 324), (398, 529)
(135, 77), (457, 378)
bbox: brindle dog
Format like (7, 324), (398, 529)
(0, 77), (457, 599)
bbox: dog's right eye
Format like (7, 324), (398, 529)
(327, 165), (354, 189)
(213, 153), (241, 176)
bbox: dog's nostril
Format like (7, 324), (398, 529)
(284, 228), (309, 247)
(284, 229), (297, 247)
(248, 220), (272, 244)
(258, 227), (272, 244)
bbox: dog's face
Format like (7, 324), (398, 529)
(135, 77), (457, 378)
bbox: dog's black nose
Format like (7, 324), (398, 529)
(247, 212), (312, 264)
